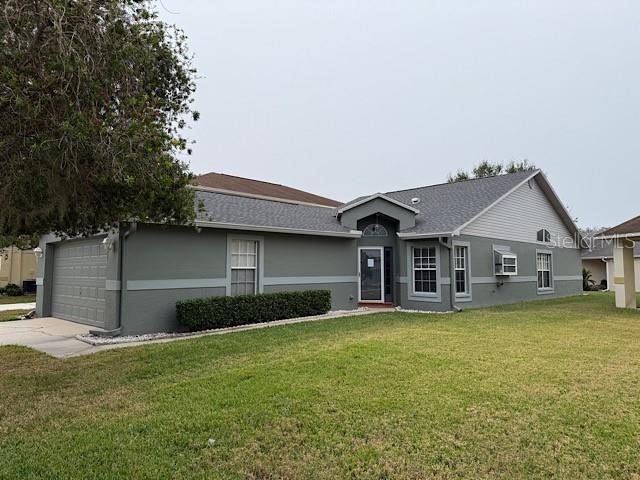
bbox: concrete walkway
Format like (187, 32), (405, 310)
(0, 309), (394, 359)
(0, 302), (36, 312)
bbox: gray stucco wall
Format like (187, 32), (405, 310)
(397, 239), (453, 311)
(118, 224), (358, 335)
(340, 198), (416, 231)
(37, 223), (582, 336)
(457, 234), (582, 308)
(395, 234), (581, 311)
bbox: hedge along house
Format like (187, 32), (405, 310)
(35, 169), (583, 336)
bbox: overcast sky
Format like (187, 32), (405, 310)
(157, 0), (638, 228)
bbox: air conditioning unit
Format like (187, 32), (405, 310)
(494, 248), (518, 276)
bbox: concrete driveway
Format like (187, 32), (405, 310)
(0, 302), (36, 312)
(0, 317), (113, 358)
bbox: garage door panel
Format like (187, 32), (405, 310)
(51, 238), (107, 327)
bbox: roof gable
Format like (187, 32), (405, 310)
(388, 170), (540, 237)
(460, 173), (579, 247)
(337, 193), (420, 215)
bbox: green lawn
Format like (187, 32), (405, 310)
(0, 294), (36, 304)
(1, 293), (639, 479)
(0, 309), (30, 322)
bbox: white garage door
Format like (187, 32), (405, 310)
(51, 238), (107, 327)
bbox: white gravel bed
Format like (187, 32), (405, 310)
(76, 308), (378, 345)
(77, 306), (453, 346)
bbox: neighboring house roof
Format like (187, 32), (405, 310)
(194, 190), (359, 237)
(582, 239), (640, 259)
(599, 215), (640, 238)
(193, 172), (341, 207)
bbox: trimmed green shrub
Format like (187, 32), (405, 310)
(1, 283), (24, 296)
(176, 290), (332, 331)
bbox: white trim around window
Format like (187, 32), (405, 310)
(536, 249), (554, 294)
(452, 240), (472, 302)
(226, 234), (265, 296)
(407, 242), (441, 302)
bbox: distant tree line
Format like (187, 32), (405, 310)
(447, 160), (537, 183)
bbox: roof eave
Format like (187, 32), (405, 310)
(195, 220), (362, 238)
(396, 231), (452, 239)
(595, 232), (640, 240)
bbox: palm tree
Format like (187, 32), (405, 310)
(583, 268), (595, 291)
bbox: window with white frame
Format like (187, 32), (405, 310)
(537, 252), (552, 289)
(413, 247), (437, 294)
(231, 239), (259, 295)
(537, 229), (551, 243)
(454, 245), (469, 295)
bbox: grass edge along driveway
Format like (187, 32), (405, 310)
(0, 294), (36, 305)
(1, 293), (639, 479)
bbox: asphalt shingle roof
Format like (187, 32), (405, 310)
(194, 172), (341, 207)
(384, 170), (537, 234)
(601, 215), (640, 237)
(582, 239), (640, 259)
(195, 190), (351, 234)
(195, 170), (545, 237)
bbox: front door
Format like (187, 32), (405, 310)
(359, 247), (384, 302)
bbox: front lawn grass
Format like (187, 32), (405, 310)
(1, 293), (639, 479)
(0, 294), (36, 304)
(0, 310), (30, 322)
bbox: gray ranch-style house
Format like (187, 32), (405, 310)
(35, 169), (583, 336)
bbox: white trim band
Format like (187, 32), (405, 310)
(554, 275), (582, 281)
(263, 276), (358, 286)
(472, 276), (537, 284)
(127, 278), (227, 291)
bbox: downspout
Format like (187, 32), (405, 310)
(602, 257), (609, 291)
(90, 221), (137, 337)
(439, 237), (462, 312)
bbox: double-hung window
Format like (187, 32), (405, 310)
(231, 239), (259, 295)
(454, 245), (469, 295)
(537, 252), (552, 290)
(413, 247), (437, 294)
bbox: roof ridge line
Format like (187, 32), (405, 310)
(190, 185), (338, 209)
(384, 169), (541, 195)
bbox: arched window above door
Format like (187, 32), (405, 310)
(363, 223), (388, 237)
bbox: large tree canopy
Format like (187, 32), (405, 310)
(0, 0), (199, 247)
